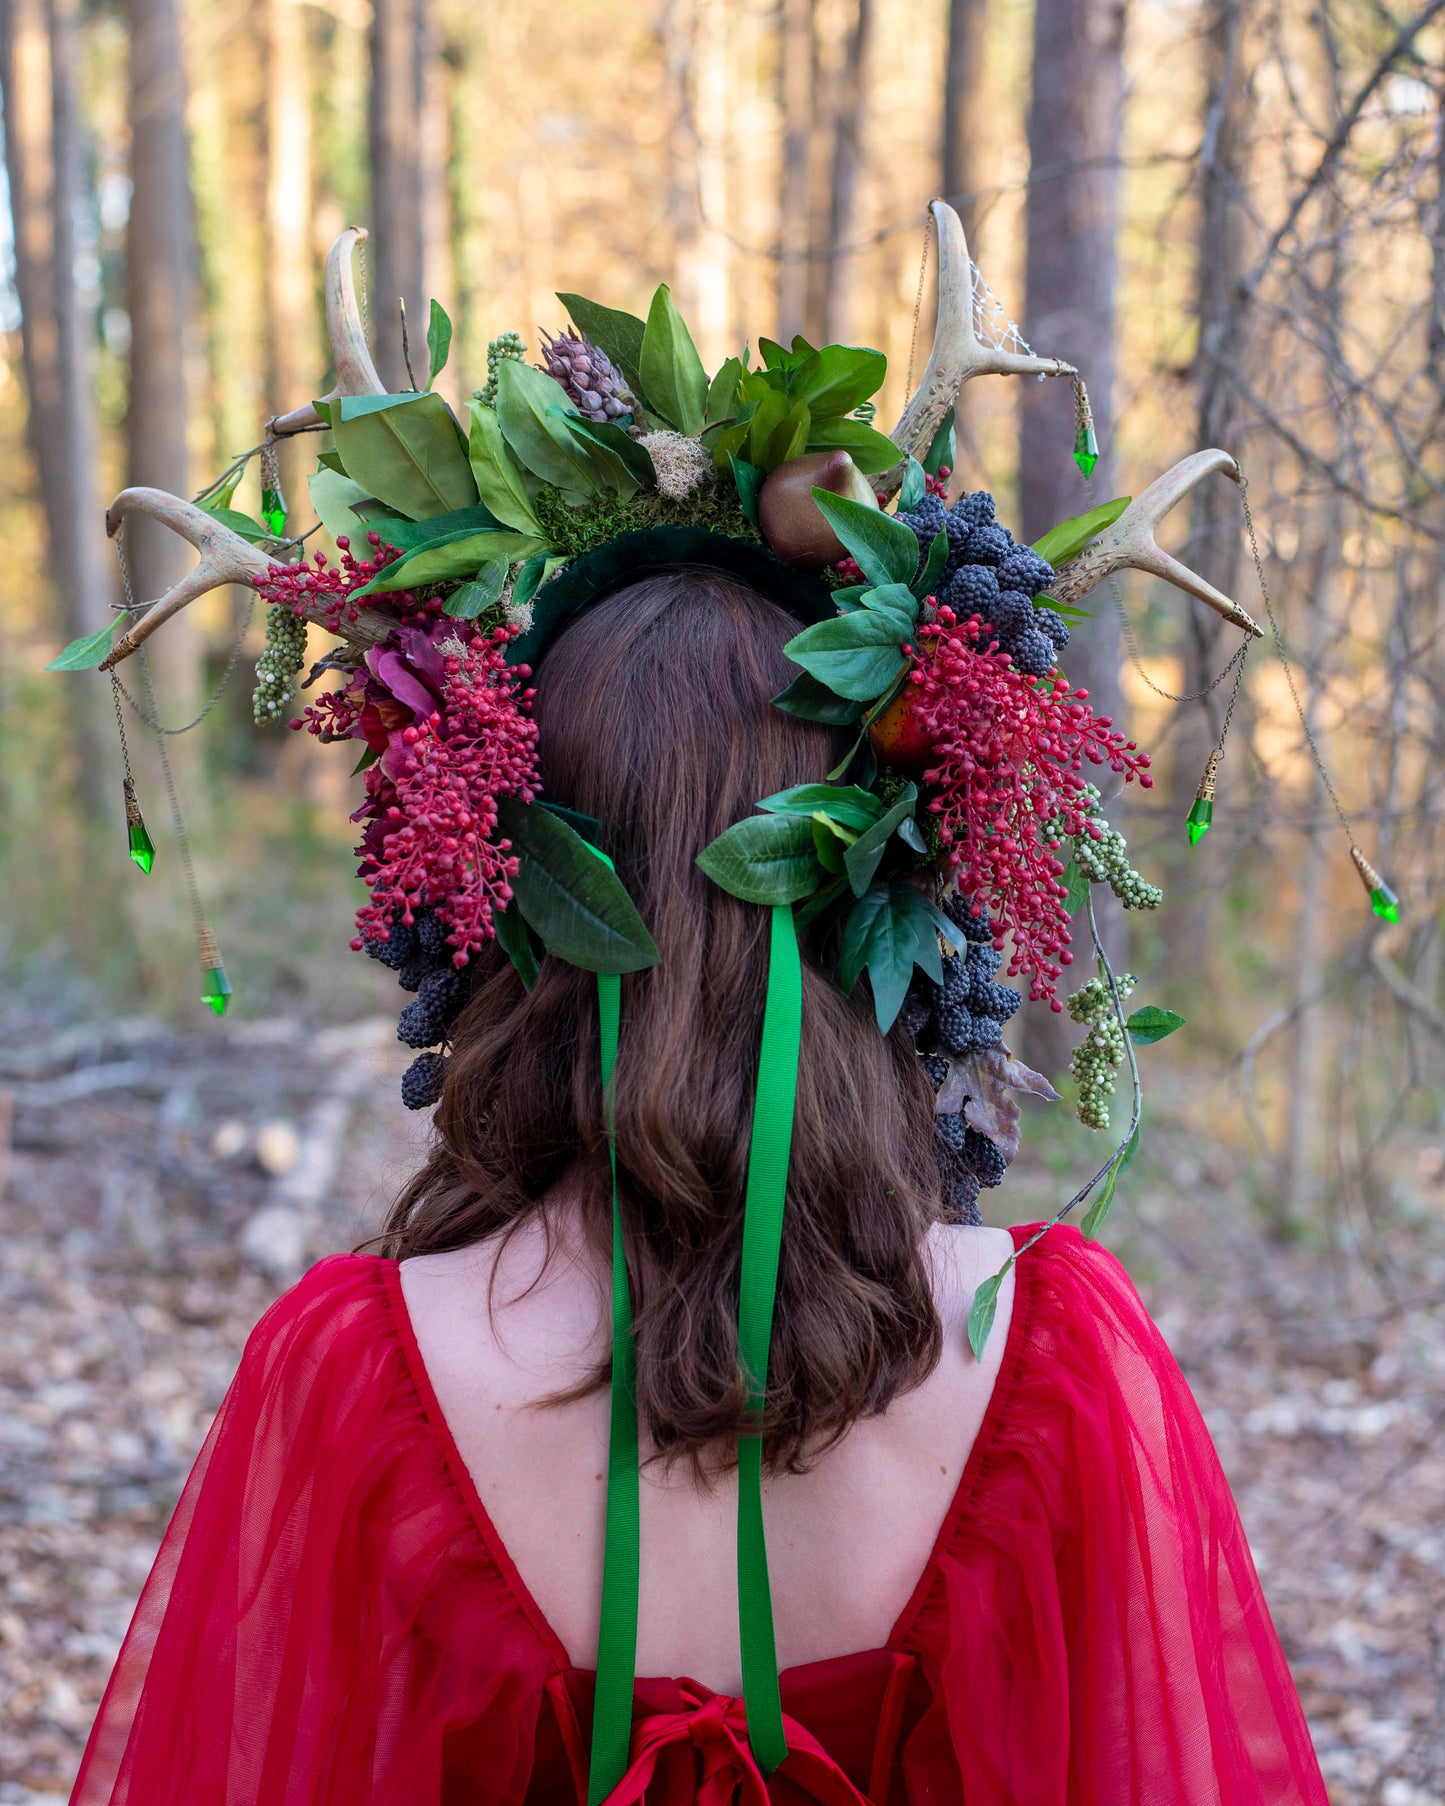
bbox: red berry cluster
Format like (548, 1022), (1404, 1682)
(909, 607), (1153, 1008)
(924, 464), (952, 499)
(259, 532), (415, 635)
(351, 626), (541, 966)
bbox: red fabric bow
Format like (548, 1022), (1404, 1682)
(600, 1683), (873, 1805)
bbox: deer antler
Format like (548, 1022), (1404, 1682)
(1044, 449), (1263, 637)
(268, 226), (386, 437)
(100, 489), (397, 671)
(881, 199), (1076, 499)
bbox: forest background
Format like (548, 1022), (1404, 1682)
(1, 0), (1445, 1797)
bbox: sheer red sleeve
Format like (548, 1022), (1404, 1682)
(68, 1254), (555, 1806)
(898, 1223), (1326, 1805)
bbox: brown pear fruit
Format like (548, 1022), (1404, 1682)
(757, 451), (880, 570)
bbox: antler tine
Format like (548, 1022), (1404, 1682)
(269, 227), (386, 438)
(100, 487), (396, 670)
(881, 199), (1076, 499)
(1044, 449), (1264, 637)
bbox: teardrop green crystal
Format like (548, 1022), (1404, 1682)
(1369, 883), (1400, 923)
(1073, 423), (1099, 480)
(261, 488), (286, 538)
(127, 819), (156, 874)
(202, 965), (233, 1017)
(1186, 797), (1213, 846)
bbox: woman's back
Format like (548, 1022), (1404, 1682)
(401, 1210), (1018, 1693)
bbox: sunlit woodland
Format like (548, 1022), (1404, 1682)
(1, 0), (1444, 1795)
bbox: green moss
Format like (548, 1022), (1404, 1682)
(531, 478), (759, 559)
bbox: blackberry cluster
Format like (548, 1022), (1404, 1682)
(1066, 971), (1137, 1131)
(363, 906), (477, 1109)
(253, 605), (308, 724)
(901, 898), (1024, 1223)
(896, 488), (1067, 679)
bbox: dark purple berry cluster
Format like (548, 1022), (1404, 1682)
(363, 906), (477, 1110)
(896, 489), (1068, 680)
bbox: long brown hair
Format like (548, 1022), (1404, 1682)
(380, 569), (945, 1471)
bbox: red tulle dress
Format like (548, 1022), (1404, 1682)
(71, 1223), (1327, 1805)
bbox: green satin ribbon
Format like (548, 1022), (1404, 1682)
(586, 897), (803, 1801)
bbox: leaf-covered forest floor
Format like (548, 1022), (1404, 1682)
(1, 1014), (1442, 1803)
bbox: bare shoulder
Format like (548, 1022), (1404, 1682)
(924, 1222), (1018, 1366)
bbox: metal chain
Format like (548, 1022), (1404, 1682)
(1239, 477), (1356, 843)
(109, 668), (136, 789)
(114, 522), (256, 735)
(1109, 574), (1251, 703)
(135, 644), (211, 950)
(906, 209), (932, 399)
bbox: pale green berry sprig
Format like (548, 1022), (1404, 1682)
(1049, 786), (1163, 912)
(478, 331), (526, 407)
(1067, 970), (1137, 1130)
(253, 606), (308, 724)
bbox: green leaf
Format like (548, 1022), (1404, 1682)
(804, 414), (904, 475)
(838, 880), (941, 1031)
(809, 490), (918, 587)
(859, 581), (920, 625)
(1081, 1125), (1140, 1240)
(897, 815), (927, 855)
(1032, 495), (1130, 570)
(308, 468), (374, 546)
(923, 408), (955, 478)
(494, 898), (542, 990)
(771, 671), (865, 726)
(350, 744), (381, 775)
(562, 415), (655, 496)
(1038, 595), (1091, 624)
(730, 454), (765, 527)
(1126, 1006), (1187, 1046)
(511, 552), (552, 611)
(745, 389), (791, 469)
(784, 610), (909, 702)
(1062, 855), (1092, 917)
(967, 1261), (1011, 1360)
(466, 398), (545, 535)
(426, 299), (453, 388)
(198, 503), (279, 543)
(639, 284), (708, 434)
(444, 559), (511, 618)
(553, 410), (644, 500)
(46, 619), (124, 671)
(812, 812), (855, 873)
(696, 812), (824, 905)
(534, 799), (602, 840)
(315, 447), (347, 476)
(332, 391), (478, 518)
(354, 528), (548, 595)
(705, 355), (745, 425)
(913, 528), (949, 602)
(843, 783), (919, 896)
(494, 361), (604, 500)
(898, 457), (926, 513)
(789, 344), (887, 419)
(373, 501), (507, 549)
(556, 293), (647, 391)
(757, 783), (885, 832)
(767, 397), (812, 469)
(498, 797), (659, 974)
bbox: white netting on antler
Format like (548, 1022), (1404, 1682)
(969, 260), (1035, 359)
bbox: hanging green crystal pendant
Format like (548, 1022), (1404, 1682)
(1187, 748), (1219, 846)
(123, 777), (155, 874)
(1351, 847), (1400, 923)
(261, 486), (286, 538)
(198, 923), (233, 1017)
(1073, 422), (1099, 479)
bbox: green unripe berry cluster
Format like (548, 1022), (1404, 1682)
(1049, 785), (1162, 912)
(1067, 971), (1137, 1131)
(478, 331), (526, 407)
(253, 607), (308, 724)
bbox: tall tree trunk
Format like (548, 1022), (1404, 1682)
(821, 0), (873, 345)
(1018, 0), (1127, 1070)
(124, 0), (199, 716)
(368, 0), (427, 388)
(264, 0), (314, 490)
(942, 0), (988, 244)
(775, 0), (813, 341)
(1, 0), (112, 823)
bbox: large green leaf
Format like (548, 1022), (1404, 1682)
(744, 389), (790, 470)
(805, 414), (903, 475)
(444, 559), (511, 619)
(1126, 1006), (1186, 1046)
(46, 619), (125, 671)
(696, 813), (823, 904)
(381, 502), (509, 549)
(859, 581), (920, 625)
(560, 413), (654, 499)
(332, 392), (478, 519)
(766, 397), (812, 469)
(705, 355), (745, 424)
(498, 796), (659, 974)
(771, 671), (865, 726)
(843, 783), (919, 896)
(1032, 495), (1131, 570)
(426, 299), (453, 388)
(556, 292), (647, 390)
(308, 468), (374, 546)
(809, 490), (919, 587)
(466, 400), (545, 536)
(354, 528), (548, 594)
(789, 344), (887, 419)
(639, 284), (708, 434)
(331, 392), (478, 519)
(839, 885), (916, 1032)
(494, 360), (603, 501)
(198, 504), (279, 544)
(757, 783), (885, 833)
(494, 898), (542, 989)
(784, 610), (909, 702)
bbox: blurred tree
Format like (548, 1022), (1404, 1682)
(775, 0), (813, 341)
(368, 0), (428, 387)
(821, 0), (873, 343)
(263, 0), (314, 494)
(942, 0), (987, 242)
(0, 0), (112, 822)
